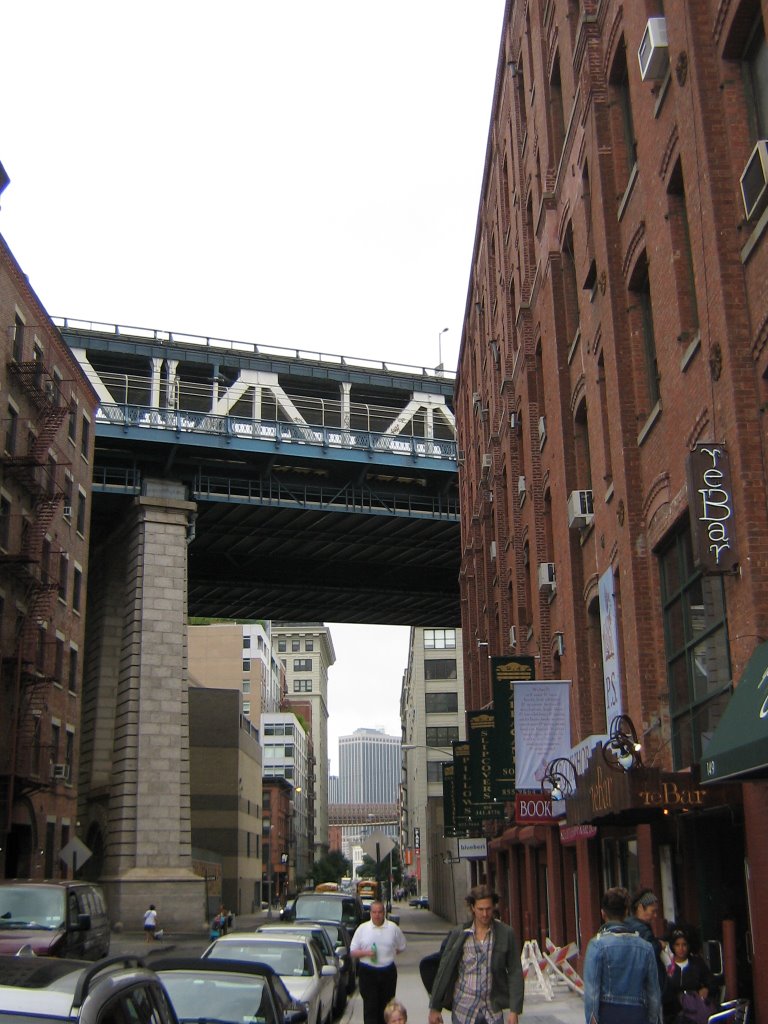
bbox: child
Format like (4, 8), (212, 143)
(383, 1001), (407, 1024)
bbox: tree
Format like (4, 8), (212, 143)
(312, 850), (352, 884)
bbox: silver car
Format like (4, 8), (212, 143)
(203, 935), (337, 1024)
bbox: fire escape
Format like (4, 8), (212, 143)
(1, 354), (70, 831)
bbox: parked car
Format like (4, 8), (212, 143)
(0, 881), (110, 960)
(0, 954), (177, 1024)
(312, 921), (356, 996)
(255, 924), (346, 1016)
(203, 935), (337, 1024)
(408, 895), (429, 909)
(152, 956), (308, 1024)
(287, 892), (366, 934)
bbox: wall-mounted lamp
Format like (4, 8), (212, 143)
(603, 714), (642, 772)
(541, 757), (577, 801)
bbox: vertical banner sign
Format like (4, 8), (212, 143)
(442, 763), (456, 837)
(686, 443), (739, 573)
(452, 741), (474, 835)
(599, 568), (623, 723)
(513, 681), (572, 790)
(491, 656), (535, 800)
(467, 711), (503, 819)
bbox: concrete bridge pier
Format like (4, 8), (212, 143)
(79, 479), (205, 933)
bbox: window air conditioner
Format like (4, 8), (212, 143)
(490, 540), (497, 561)
(510, 412), (517, 430)
(740, 140), (768, 221)
(518, 475), (527, 501)
(481, 453), (493, 473)
(538, 416), (547, 446)
(638, 17), (668, 81)
(51, 763), (70, 782)
(567, 489), (594, 529)
(509, 625), (517, 648)
(554, 632), (565, 657)
(537, 562), (556, 592)
(62, 506), (72, 518)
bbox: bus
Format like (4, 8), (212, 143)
(356, 879), (381, 903)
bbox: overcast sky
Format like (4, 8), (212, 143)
(1, 1), (505, 771)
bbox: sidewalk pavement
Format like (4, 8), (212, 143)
(111, 903), (585, 1024)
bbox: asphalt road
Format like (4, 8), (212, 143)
(111, 903), (585, 1024)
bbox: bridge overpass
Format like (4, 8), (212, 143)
(59, 318), (461, 624)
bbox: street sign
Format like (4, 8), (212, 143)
(59, 837), (92, 872)
(362, 830), (395, 860)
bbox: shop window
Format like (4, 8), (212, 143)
(659, 521), (732, 768)
(601, 835), (639, 893)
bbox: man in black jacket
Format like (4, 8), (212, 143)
(428, 885), (523, 1024)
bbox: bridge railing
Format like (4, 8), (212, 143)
(97, 403), (458, 462)
(55, 316), (457, 381)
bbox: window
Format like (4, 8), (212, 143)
(293, 679), (312, 692)
(277, 638), (287, 653)
(242, 679), (251, 693)
(68, 647), (78, 693)
(243, 635), (251, 649)
(305, 639), (314, 652)
(424, 658), (457, 680)
(294, 658), (312, 671)
(68, 401), (77, 443)
(243, 658), (251, 672)
(51, 722), (61, 762)
(243, 701), (251, 714)
(426, 726), (459, 746)
(659, 522), (731, 768)
(55, 637), (65, 683)
(0, 496), (11, 550)
(744, 12), (768, 139)
(58, 554), (68, 602)
(65, 730), (74, 777)
(292, 639), (300, 652)
(427, 761), (445, 783)
(609, 38), (637, 193)
(425, 692), (459, 713)
(72, 567), (82, 613)
(5, 403), (18, 455)
(76, 490), (87, 534)
(81, 414), (90, 459)
(628, 252), (661, 415)
(13, 314), (25, 362)
(424, 629), (456, 649)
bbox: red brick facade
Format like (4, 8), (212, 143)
(456, 1), (768, 1017)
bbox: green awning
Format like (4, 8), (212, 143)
(700, 641), (768, 783)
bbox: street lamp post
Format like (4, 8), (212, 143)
(267, 824), (275, 919)
(437, 327), (449, 370)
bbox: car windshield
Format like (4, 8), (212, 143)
(0, 888), (65, 931)
(294, 898), (342, 923)
(207, 942), (312, 978)
(159, 970), (277, 1024)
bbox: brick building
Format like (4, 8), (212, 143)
(1, 163), (98, 878)
(456, 2), (768, 1018)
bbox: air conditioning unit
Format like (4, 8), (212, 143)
(554, 632), (565, 657)
(638, 17), (668, 81)
(509, 625), (517, 648)
(510, 412), (517, 430)
(538, 416), (547, 445)
(51, 763), (70, 782)
(740, 140), (768, 221)
(472, 392), (482, 408)
(538, 562), (556, 592)
(62, 505), (72, 518)
(481, 453), (493, 474)
(567, 489), (594, 529)
(518, 475), (527, 498)
(490, 540), (497, 561)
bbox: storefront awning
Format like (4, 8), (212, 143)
(700, 641), (768, 784)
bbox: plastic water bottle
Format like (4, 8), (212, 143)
(371, 943), (378, 964)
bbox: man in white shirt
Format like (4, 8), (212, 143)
(350, 901), (407, 1024)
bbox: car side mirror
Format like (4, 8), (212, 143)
(70, 913), (91, 932)
(335, 946), (347, 957)
(321, 965), (338, 976)
(285, 1008), (309, 1024)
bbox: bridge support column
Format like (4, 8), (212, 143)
(81, 480), (203, 932)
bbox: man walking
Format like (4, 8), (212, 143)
(350, 901), (407, 1024)
(584, 887), (661, 1024)
(428, 884), (524, 1024)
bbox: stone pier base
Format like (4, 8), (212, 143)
(102, 867), (206, 935)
